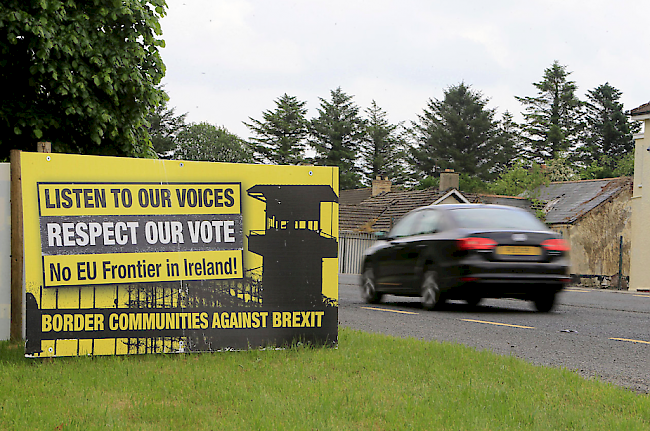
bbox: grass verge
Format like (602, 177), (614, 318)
(1, 328), (649, 430)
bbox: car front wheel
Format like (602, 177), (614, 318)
(533, 291), (557, 312)
(361, 267), (383, 304)
(421, 270), (442, 310)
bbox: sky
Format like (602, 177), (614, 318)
(159, 0), (650, 139)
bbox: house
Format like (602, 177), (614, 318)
(338, 171), (540, 273)
(475, 194), (532, 212)
(338, 171), (634, 284)
(629, 102), (650, 292)
(339, 176), (393, 206)
(532, 177), (633, 287)
(339, 171), (476, 234)
(340, 170), (536, 234)
(338, 171), (475, 273)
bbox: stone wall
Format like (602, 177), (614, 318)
(551, 187), (632, 279)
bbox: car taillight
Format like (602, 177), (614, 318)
(457, 237), (498, 251)
(541, 239), (570, 252)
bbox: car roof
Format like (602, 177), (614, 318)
(416, 203), (527, 212)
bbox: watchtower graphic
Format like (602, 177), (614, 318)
(247, 185), (338, 307)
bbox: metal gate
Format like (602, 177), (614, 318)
(338, 232), (376, 274)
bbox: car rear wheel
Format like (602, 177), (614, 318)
(421, 270), (442, 310)
(533, 291), (556, 312)
(361, 267), (383, 304)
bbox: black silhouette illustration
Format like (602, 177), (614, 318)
(247, 185), (338, 308)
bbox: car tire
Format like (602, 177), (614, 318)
(533, 291), (556, 312)
(361, 267), (382, 304)
(421, 270), (442, 311)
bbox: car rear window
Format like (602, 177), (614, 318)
(449, 207), (547, 230)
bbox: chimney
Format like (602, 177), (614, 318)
(372, 176), (392, 196)
(439, 169), (459, 192)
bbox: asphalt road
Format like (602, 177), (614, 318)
(338, 274), (650, 394)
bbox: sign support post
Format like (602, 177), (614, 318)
(10, 150), (23, 342)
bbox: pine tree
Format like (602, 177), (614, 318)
(492, 111), (522, 174)
(244, 94), (308, 165)
(578, 83), (638, 174)
(310, 87), (366, 190)
(361, 101), (408, 185)
(147, 97), (187, 159)
(515, 61), (584, 162)
(410, 83), (500, 182)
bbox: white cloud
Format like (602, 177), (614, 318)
(159, 0), (650, 139)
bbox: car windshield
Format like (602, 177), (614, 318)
(450, 207), (547, 231)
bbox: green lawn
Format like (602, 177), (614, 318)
(1, 328), (648, 430)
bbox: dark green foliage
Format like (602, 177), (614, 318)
(516, 61), (584, 162)
(245, 93), (309, 165)
(493, 111), (522, 174)
(577, 83), (638, 173)
(148, 97), (187, 159)
(489, 161), (548, 197)
(310, 87), (366, 190)
(415, 176), (440, 190)
(410, 83), (501, 182)
(0, 0), (167, 158)
(459, 174), (489, 193)
(361, 100), (408, 185)
(613, 152), (634, 177)
(580, 153), (635, 179)
(174, 123), (253, 163)
(580, 158), (615, 180)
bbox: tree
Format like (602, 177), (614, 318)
(361, 100), (408, 185)
(459, 174), (489, 193)
(410, 83), (501, 182)
(516, 61), (584, 162)
(613, 152), (634, 177)
(492, 111), (522, 174)
(0, 0), (167, 159)
(577, 83), (638, 172)
(244, 94), (309, 165)
(580, 153), (635, 179)
(310, 87), (366, 190)
(545, 156), (579, 182)
(414, 176), (439, 190)
(174, 123), (253, 163)
(489, 161), (547, 197)
(147, 97), (187, 159)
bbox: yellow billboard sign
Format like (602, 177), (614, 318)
(21, 153), (338, 357)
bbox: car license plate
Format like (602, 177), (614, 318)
(496, 246), (541, 256)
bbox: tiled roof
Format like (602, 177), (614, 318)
(338, 204), (387, 232)
(339, 187), (373, 206)
(339, 187), (476, 232)
(630, 102), (650, 116)
(338, 178), (631, 232)
(361, 188), (446, 232)
(533, 177), (632, 224)
(476, 194), (532, 211)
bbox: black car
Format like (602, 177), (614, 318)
(360, 204), (571, 312)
